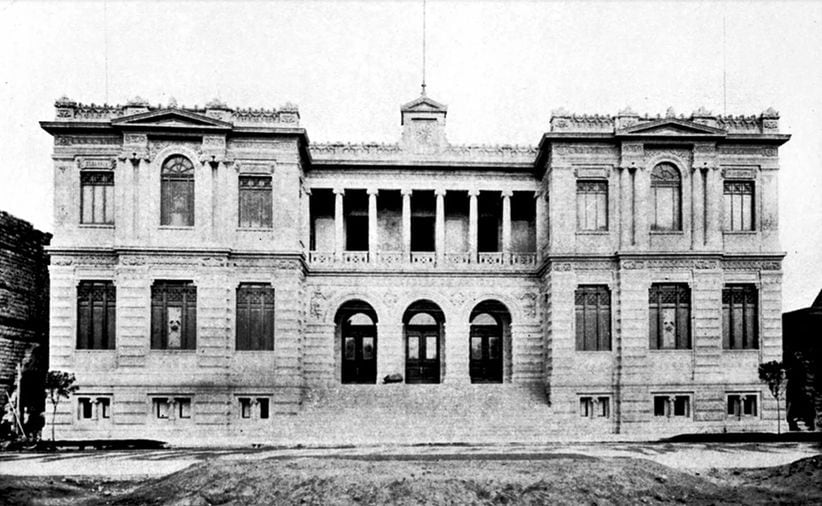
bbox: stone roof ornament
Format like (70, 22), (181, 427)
(761, 107), (779, 118)
(665, 107), (676, 118)
(55, 96), (76, 107)
(617, 106), (637, 116)
(126, 96), (149, 107)
(168, 97), (178, 109)
(205, 98), (228, 110)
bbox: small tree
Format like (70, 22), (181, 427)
(758, 360), (788, 435)
(44, 371), (78, 441)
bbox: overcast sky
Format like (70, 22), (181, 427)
(1, 1), (820, 311)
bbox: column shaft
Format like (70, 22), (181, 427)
(534, 190), (546, 261)
(368, 188), (378, 257)
(502, 190), (512, 256)
(435, 189), (446, 262)
(334, 188), (344, 258)
(401, 189), (412, 258)
(468, 190), (479, 262)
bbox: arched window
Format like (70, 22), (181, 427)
(161, 155), (195, 226)
(651, 163), (681, 231)
(408, 312), (437, 326)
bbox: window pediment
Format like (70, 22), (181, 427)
(617, 119), (725, 137)
(113, 109), (231, 130)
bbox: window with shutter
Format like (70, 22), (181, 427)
(77, 281), (116, 349)
(649, 283), (691, 349)
(236, 284), (275, 351)
(574, 285), (611, 351)
(238, 176), (273, 228)
(160, 155), (195, 226)
(722, 284), (758, 349)
(723, 181), (754, 231)
(576, 180), (608, 231)
(150, 281), (197, 350)
(80, 171), (114, 224)
(651, 163), (682, 231)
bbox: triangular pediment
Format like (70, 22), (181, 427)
(618, 118), (725, 137)
(401, 95), (447, 113)
(112, 109), (231, 129)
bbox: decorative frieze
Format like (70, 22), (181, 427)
(722, 168), (757, 180)
(574, 167), (611, 179)
(55, 136), (121, 146)
(719, 146), (778, 157)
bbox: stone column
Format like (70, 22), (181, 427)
(468, 189), (479, 262)
(303, 187), (312, 254)
(705, 167), (722, 250)
(502, 190), (513, 258)
(114, 158), (132, 244)
(618, 167), (631, 250)
(443, 322), (470, 384)
(401, 188), (412, 259)
(435, 188), (446, 263)
(534, 190), (546, 261)
(691, 168), (704, 249)
(333, 187), (344, 259)
(633, 167), (649, 249)
(367, 188), (378, 259)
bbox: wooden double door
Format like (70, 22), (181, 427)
(406, 326), (440, 384)
(341, 325), (377, 384)
(470, 325), (503, 383)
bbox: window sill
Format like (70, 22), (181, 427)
(79, 224), (114, 229)
(722, 348), (760, 352)
(75, 349), (116, 352)
(149, 349), (197, 353)
(576, 230), (610, 235)
(233, 349), (275, 353)
(648, 348), (693, 352)
(723, 230), (758, 235)
(650, 230), (684, 235)
(237, 228), (274, 232)
(574, 350), (613, 354)
(158, 226), (195, 231)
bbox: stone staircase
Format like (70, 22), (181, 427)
(273, 383), (562, 445)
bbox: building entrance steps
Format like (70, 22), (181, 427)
(281, 383), (562, 445)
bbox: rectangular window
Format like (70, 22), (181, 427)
(177, 398), (192, 419)
(79, 397), (94, 419)
(258, 398), (269, 419)
(99, 398), (111, 419)
(576, 180), (608, 231)
(649, 284), (691, 350)
(153, 398), (170, 419)
(239, 176), (273, 228)
(240, 398), (252, 418)
(579, 396), (611, 418)
(80, 171), (114, 224)
(236, 284), (275, 351)
(653, 395), (691, 418)
(723, 181), (754, 231)
(727, 393), (758, 418)
(575, 285), (611, 351)
(77, 281), (116, 350)
(722, 285), (758, 350)
(151, 281), (197, 350)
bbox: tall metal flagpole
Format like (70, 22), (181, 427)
(422, 0), (427, 96)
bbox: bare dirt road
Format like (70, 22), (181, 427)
(1, 443), (820, 505)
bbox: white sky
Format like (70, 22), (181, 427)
(0, 1), (820, 311)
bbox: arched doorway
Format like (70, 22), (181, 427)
(403, 300), (445, 384)
(335, 300), (378, 384)
(469, 300), (511, 383)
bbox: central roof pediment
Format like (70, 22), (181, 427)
(617, 118), (726, 137)
(112, 109), (232, 130)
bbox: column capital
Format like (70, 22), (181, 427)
(333, 187), (345, 195)
(501, 189), (514, 198)
(468, 188), (480, 197)
(366, 187), (379, 196)
(400, 188), (413, 196)
(533, 189), (546, 199)
(303, 186), (312, 196)
(434, 188), (447, 197)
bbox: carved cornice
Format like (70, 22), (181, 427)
(310, 142), (535, 165)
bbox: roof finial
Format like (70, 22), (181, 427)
(421, 0), (427, 96)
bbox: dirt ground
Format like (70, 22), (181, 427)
(1, 453), (821, 506)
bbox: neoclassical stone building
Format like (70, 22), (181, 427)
(41, 93), (788, 443)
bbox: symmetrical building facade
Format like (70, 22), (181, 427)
(41, 93), (789, 443)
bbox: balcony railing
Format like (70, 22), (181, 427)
(307, 250), (538, 270)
